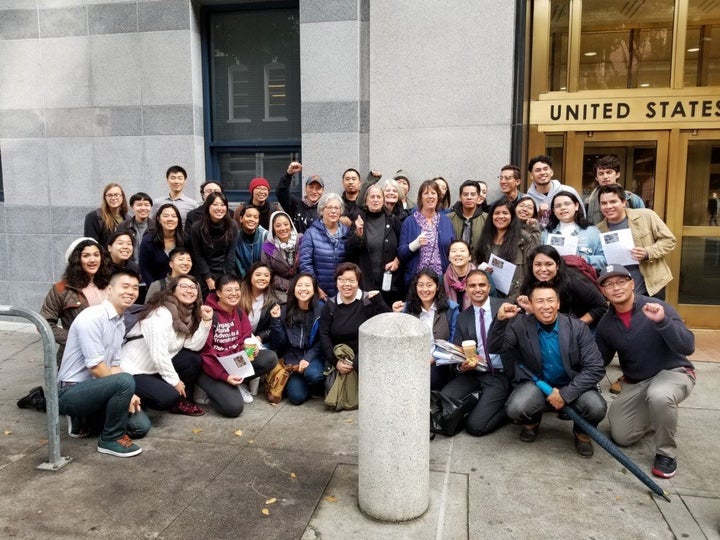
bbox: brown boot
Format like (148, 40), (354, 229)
(574, 431), (594, 458)
(609, 376), (624, 394)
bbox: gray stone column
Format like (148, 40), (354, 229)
(358, 312), (431, 522)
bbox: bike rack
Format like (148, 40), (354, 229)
(1, 306), (72, 471)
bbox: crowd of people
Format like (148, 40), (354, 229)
(31, 157), (695, 482)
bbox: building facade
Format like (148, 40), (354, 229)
(1, 0), (717, 326)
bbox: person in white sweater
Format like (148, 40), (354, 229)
(121, 275), (213, 416)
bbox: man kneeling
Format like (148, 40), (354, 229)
(488, 282), (606, 457)
(57, 269), (150, 457)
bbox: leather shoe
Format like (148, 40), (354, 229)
(17, 386), (46, 411)
(574, 431), (594, 458)
(519, 423), (539, 442)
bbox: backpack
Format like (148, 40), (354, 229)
(430, 390), (480, 437)
(562, 255), (601, 292)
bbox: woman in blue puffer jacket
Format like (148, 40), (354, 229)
(298, 193), (349, 301)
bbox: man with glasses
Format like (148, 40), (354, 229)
(595, 265), (695, 479)
(492, 164), (525, 207)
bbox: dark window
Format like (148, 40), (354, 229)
(204, 5), (300, 199)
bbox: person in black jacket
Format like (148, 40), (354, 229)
(84, 183), (129, 247)
(345, 185), (403, 305)
(276, 161), (324, 233)
(488, 281), (606, 457)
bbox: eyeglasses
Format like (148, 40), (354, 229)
(601, 277), (631, 289)
(176, 283), (198, 291)
(324, 206), (342, 212)
(337, 278), (358, 285)
(105, 193), (122, 199)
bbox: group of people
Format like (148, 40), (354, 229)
(35, 157), (694, 482)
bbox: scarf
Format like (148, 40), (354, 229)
(162, 295), (197, 336)
(274, 231), (298, 266)
(444, 263), (476, 310)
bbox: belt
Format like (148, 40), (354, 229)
(60, 381), (78, 388)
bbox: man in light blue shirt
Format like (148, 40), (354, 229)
(57, 269), (150, 458)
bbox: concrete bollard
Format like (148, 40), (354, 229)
(358, 312), (431, 522)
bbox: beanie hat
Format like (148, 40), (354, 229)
(65, 237), (98, 263)
(249, 177), (270, 193)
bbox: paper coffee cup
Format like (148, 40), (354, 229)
(244, 338), (257, 359)
(461, 339), (478, 368)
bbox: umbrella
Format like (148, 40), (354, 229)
(519, 365), (671, 502)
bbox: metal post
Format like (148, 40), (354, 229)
(1, 305), (72, 470)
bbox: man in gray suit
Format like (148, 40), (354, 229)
(439, 269), (511, 436)
(488, 281), (606, 457)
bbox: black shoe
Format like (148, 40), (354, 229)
(67, 416), (90, 439)
(519, 424), (539, 442)
(17, 386), (46, 411)
(652, 454), (677, 478)
(573, 431), (594, 458)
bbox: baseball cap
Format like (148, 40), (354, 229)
(597, 264), (632, 284)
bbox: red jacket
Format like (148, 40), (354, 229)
(200, 292), (253, 381)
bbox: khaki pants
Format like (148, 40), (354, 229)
(608, 368), (695, 458)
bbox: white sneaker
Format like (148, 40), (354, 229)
(247, 377), (260, 396)
(238, 384), (254, 404)
(194, 385), (211, 405)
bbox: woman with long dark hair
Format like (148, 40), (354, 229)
(543, 191), (606, 272)
(190, 192), (238, 296)
(393, 268), (459, 389)
(84, 183), (129, 247)
(514, 195), (542, 238)
(40, 237), (113, 365)
(474, 200), (539, 300)
(433, 176), (452, 211)
(139, 203), (184, 286)
(238, 261), (282, 347)
(272, 273), (326, 405)
(120, 275), (210, 416)
(517, 245), (607, 328)
(198, 274), (278, 416)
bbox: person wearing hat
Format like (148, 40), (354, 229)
(247, 176), (278, 230)
(595, 264), (695, 479)
(393, 170), (415, 211)
(276, 161), (324, 233)
(40, 238), (113, 366)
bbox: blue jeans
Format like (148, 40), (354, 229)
(58, 373), (150, 442)
(285, 356), (325, 405)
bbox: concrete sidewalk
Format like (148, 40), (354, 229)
(1, 321), (718, 539)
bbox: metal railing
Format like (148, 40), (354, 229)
(1, 306), (71, 470)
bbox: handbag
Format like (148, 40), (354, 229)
(430, 389), (480, 436)
(265, 360), (297, 404)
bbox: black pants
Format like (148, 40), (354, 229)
(441, 370), (511, 436)
(133, 349), (202, 410)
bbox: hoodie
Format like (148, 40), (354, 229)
(200, 292), (253, 381)
(526, 179), (586, 226)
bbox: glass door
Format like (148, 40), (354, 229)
(667, 130), (720, 327)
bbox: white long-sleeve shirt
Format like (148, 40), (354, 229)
(120, 306), (211, 386)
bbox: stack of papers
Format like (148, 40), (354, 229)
(431, 340), (488, 371)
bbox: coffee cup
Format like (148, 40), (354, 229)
(461, 339), (478, 368)
(244, 337), (258, 359)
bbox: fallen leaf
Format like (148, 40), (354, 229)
(261, 508), (270, 516)
(38, 439), (48, 444)
(290, 472), (297, 478)
(192, 428), (203, 434)
(325, 496), (337, 502)
(249, 440), (254, 444)
(3, 430), (11, 435)
(345, 419), (353, 424)
(234, 430), (243, 436)
(265, 497), (277, 505)
(616, 496), (621, 501)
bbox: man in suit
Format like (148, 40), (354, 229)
(439, 269), (511, 436)
(488, 281), (606, 457)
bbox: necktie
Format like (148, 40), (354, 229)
(478, 308), (493, 374)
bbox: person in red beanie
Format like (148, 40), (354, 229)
(248, 177), (276, 230)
